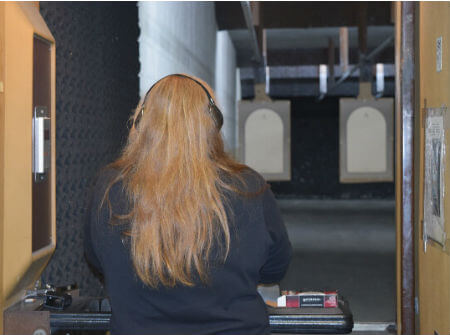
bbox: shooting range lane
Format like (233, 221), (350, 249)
(279, 199), (396, 323)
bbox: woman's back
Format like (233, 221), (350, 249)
(85, 74), (291, 334)
(85, 168), (292, 335)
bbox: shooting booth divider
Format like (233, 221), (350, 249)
(0, 3), (56, 334)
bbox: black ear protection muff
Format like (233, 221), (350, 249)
(130, 74), (223, 130)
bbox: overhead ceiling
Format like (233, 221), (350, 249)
(229, 26), (394, 67)
(215, 2), (394, 67)
(215, 2), (395, 98)
(215, 2), (392, 30)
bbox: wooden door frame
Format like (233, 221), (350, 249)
(396, 2), (416, 334)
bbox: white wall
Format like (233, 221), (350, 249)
(138, 1), (238, 155)
(215, 31), (237, 154)
(138, 1), (217, 95)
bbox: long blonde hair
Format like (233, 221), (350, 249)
(103, 74), (251, 287)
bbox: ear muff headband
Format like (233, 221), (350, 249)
(133, 74), (223, 130)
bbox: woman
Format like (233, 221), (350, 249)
(85, 74), (292, 335)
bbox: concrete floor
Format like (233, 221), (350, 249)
(277, 199), (396, 327)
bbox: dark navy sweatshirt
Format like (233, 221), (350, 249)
(85, 168), (292, 335)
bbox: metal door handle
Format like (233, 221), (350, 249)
(32, 106), (50, 182)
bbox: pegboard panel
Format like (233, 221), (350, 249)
(39, 2), (139, 296)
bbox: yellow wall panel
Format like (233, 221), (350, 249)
(0, 3), (5, 332)
(0, 4), (56, 334)
(3, 2), (34, 304)
(418, 3), (450, 334)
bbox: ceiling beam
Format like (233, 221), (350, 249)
(240, 64), (395, 81)
(340, 27), (349, 72)
(241, 2), (263, 66)
(258, 47), (394, 67)
(240, 78), (395, 99)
